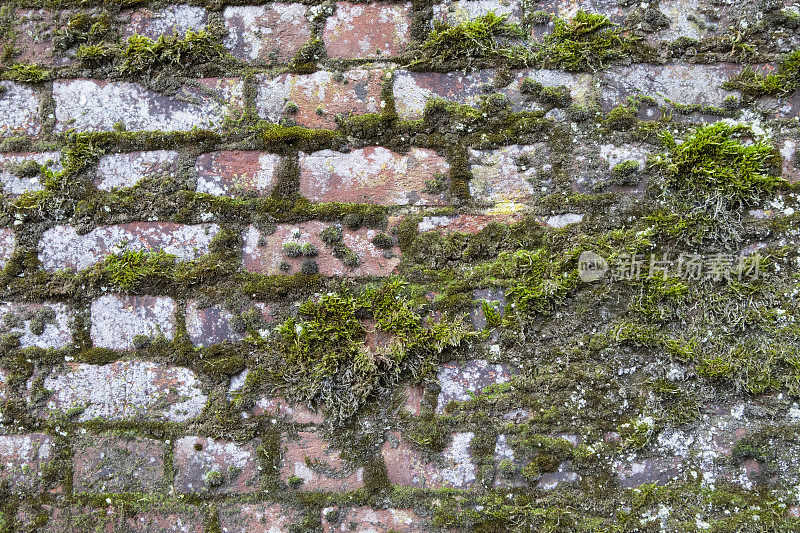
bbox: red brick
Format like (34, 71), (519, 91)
(186, 300), (244, 347)
(254, 395), (325, 424)
(0, 81), (42, 137)
(646, 0), (733, 47)
(436, 359), (516, 414)
(38, 361), (208, 422)
(124, 5), (208, 39)
(0, 301), (73, 349)
(281, 431), (363, 491)
(223, 4), (311, 63)
(299, 146), (449, 205)
(0, 433), (57, 494)
(24, 506), (203, 532)
(0, 152), (61, 195)
(219, 502), (302, 533)
(0, 228), (15, 271)
(257, 69), (385, 129)
(397, 383), (424, 416)
(39, 222), (221, 272)
(322, 506), (431, 532)
(125, 512), (204, 532)
(195, 150), (281, 196)
(73, 434), (166, 493)
(417, 213), (526, 234)
(242, 222), (400, 277)
(469, 144), (552, 205)
(382, 431), (476, 489)
(94, 150), (180, 191)
(323, 2), (411, 59)
(90, 294), (176, 349)
(433, 0), (523, 25)
(11, 10), (74, 67)
(53, 78), (244, 133)
(781, 139), (799, 182)
(174, 436), (260, 494)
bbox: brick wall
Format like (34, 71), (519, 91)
(0, 0), (800, 531)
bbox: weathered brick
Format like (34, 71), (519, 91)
(281, 431), (363, 491)
(0, 433), (56, 494)
(469, 144), (553, 205)
(782, 139), (799, 182)
(242, 222), (400, 277)
(0, 302), (73, 349)
(0, 367), (8, 400)
(436, 359), (516, 414)
(53, 78), (244, 133)
(40, 507), (203, 532)
(174, 437), (260, 494)
(125, 512), (204, 532)
(195, 151), (281, 196)
(537, 0), (628, 23)
(124, 5), (208, 39)
(417, 213), (525, 234)
(223, 4), (311, 63)
(600, 63), (740, 111)
(646, 0), (733, 46)
(185, 300), (243, 347)
(91, 294), (176, 349)
(546, 213), (584, 228)
(39, 222), (221, 272)
(38, 361), (207, 422)
(254, 396), (325, 424)
(323, 2), (411, 59)
(382, 431), (476, 489)
(257, 69), (385, 129)
(571, 142), (652, 193)
(73, 433), (166, 493)
(322, 506), (431, 532)
(493, 434), (580, 489)
(219, 502), (302, 533)
(433, 0), (523, 25)
(299, 147), (450, 205)
(94, 150), (180, 191)
(0, 152), (61, 195)
(0, 228), (15, 270)
(11, 10), (73, 67)
(0, 81), (41, 137)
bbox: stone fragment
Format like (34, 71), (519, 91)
(382, 431), (476, 489)
(546, 213), (584, 228)
(219, 503), (302, 533)
(432, 0), (523, 24)
(782, 139), (799, 182)
(469, 144), (552, 205)
(223, 4), (311, 62)
(0, 433), (56, 494)
(257, 69), (385, 129)
(0, 367), (8, 400)
(39, 222), (220, 271)
(436, 359), (516, 413)
(0, 81), (41, 137)
(53, 78), (244, 133)
(73, 434), (166, 493)
(241, 222), (400, 277)
(185, 300), (244, 347)
(39, 361), (207, 422)
(0, 302), (73, 349)
(174, 437), (260, 494)
(0, 228), (14, 270)
(417, 213), (525, 234)
(0, 152), (61, 195)
(195, 151), (281, 196)
(94, 150), (180, 191)
(124, 5), (208, 39)
(323, 2), (412, 59)
(281, 431), (363, 491)
(322, 506), (431, 532)
(299, 147), (449, 205)
(90, 294), (177, 349)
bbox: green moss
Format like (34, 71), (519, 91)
(610, 159), (640, 186)
(101, 249), (177, 292)
(722, 50), (800, 97)
(604, 104), (638, 130)
(119, 30), (227, 76)
(520, 79), (572, 107)
(7, 62), (47, 83)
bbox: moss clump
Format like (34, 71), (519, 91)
(722, 50), (800, 97)
(520, 79), (572, 107)
(534, 10), (639, 71)
(409, 12), (529, 69)
(8, 62), (47, 83)
(102, 249), (177, 291)
(55, 11), (114, 52)
(611, 159), (640, 186)
(604, 104), (638, 130)
(655, 121), (784, 208)
(119, 30), (226, 76)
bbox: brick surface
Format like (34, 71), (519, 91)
(257, 69), (385, 129)
(185, 300), (244, 347)
(223, 4), (311, 63)
(323, 2), (411, 59)
(299, 147), (450, 205)
(0, 302), (73, 349)
(433, 0), (523, 24)
(174, 436), (260, 494)
(281, 431), (364, 491)
(646, 0), (732, 46)
(94, 150), (180, 191)
(572, 142), (652, 193)
(0, 367), (8, 400)
(0, 152), (61, 195)
(195, 151), (281, 196)
(39, 222), (221, 272)
(782, 139), (799, 182)
(417, 213), (526, 234)
(39, 361), (207, 422)
(219, 502), (302, 533)
(0, 433), (56, 494)
(11, 9), (72, 67)
(73, 434), (166, 493)
(436, 359), (516, 414)
(382, 431), (476, 489)
(53, 78), (244, 133)
(125, 512), (204, 532)
(0, 228), (15, 270)
(0, 81), (41, 137)
(254, 396), (325, 423)
(90, 294), (176, 349)
(322, 506), (431, 532)
(469, 144), (553, 205)
(242, 222), (400, 277)
(124, 5), (208, 39)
